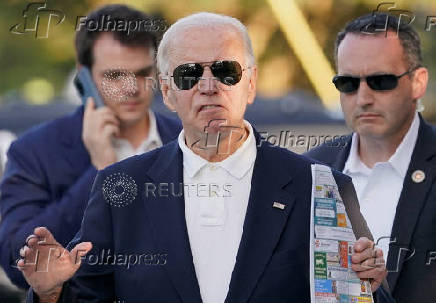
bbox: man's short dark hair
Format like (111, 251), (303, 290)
(334, 13), (422, 69)
(75, 4), (158, 69)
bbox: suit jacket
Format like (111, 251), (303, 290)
(27, 133), (391, 302)
(0, 106), (182, 288)
(305, 114), (436, 303)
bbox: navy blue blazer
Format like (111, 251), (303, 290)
(27, 134), (391, 302)
(306, 114), (436, 303)
(0, 106), (182, 288)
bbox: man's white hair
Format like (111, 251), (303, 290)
(156, 12), (255, 76)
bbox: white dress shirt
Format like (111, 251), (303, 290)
(343, 112), (420, 257)
(112, 110), (162, 161)
(178, 120), (256, 303)
(0, 130), (16, 177)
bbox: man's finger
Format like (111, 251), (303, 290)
(98, 114), (120, 128)
(354, 237), (372, 252)
(352, 246), (374, 264)
(19, 242), (40, 264)
(354, 266), (386, 279)
(16, 258), (29, 271)
(94, 106), (114, 114)
(19, 245), (29, 258)
(352, 257), (385, 271)
(374, 247), (383, 258)
(362, 257), (385, 270)
(25, 234), (39, 246)
(33, 227), (59, 246)
(85, 98), (95, 114)
(25, 235), (41, 249)
(70, 242), (92, 267)
(102, 124), (120, 137)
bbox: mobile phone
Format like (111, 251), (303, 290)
(74, 67), (105, 108)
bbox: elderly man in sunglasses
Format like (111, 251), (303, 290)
(306, 13), (434, 303)
(18, 12), (392, 303)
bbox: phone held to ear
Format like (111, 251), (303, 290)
(74, 67), (105, 108)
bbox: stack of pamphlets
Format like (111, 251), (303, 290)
(310, 164), (373, 303)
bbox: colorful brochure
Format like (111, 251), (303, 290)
(310, 164), (374, 303)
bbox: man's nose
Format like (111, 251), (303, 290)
(198, 66), (219, 95)
(355, 80), (374, 107)
(123, 75), (139, 97)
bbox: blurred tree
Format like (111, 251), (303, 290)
(1, 0), (434, 120)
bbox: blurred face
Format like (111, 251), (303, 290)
(90, 33), (155, 125)
(161, 26), (257, 139)
(337, 33), (426, 141)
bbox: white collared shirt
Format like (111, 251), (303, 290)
(113, 110), (162, 161)
(178, 120), (257, 303)
(343, 112), (420, 257)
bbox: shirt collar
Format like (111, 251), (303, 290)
(343, 112), (420, 178)
(178, 120), (257, 179)
(388, 111), (420, 177)
(343, 132), (371, 176)
(113, 110), (162, 152)
(141, 110), (162, 148)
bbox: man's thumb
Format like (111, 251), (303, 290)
(71, 242), (93, 266)
(85, 98), (95, 111)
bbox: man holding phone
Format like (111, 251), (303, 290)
(0, 4), (181, 288)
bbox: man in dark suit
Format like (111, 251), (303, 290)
(306, 13), (434, 303)
(0, 4), (181, 289)
(18, 12), (389, 303)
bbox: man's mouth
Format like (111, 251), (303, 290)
(357, 112), (381, 118)
(122, 101), (141, 106)
(199, 104), (223, 112)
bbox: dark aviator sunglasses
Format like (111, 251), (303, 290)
(171, 60), (251, 90)
(332, 66), (420, 93)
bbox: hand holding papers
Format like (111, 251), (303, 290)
(310, 164), (386, 302)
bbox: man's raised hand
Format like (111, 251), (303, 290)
(17, 227), (92, 300)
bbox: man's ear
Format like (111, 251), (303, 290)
(247, 65), (257, 105)
(412, 67), (428, 100)
(160, 75), (177, 112)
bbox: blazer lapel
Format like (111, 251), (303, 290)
(155, 112), (181, 144)
(331, 135), (352, 171)
(60, 106), (92, 173)
(387, 117), (436, 290)
(144, 142), (202, 303)
(225, 141), (297, 303)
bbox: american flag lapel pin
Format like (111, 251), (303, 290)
(273, 201), (286, 210)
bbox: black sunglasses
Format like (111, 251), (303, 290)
(332, 67), (419, 93)
(171, 60), (250, 90)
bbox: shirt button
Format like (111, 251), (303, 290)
(210, 165), (217, 171)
